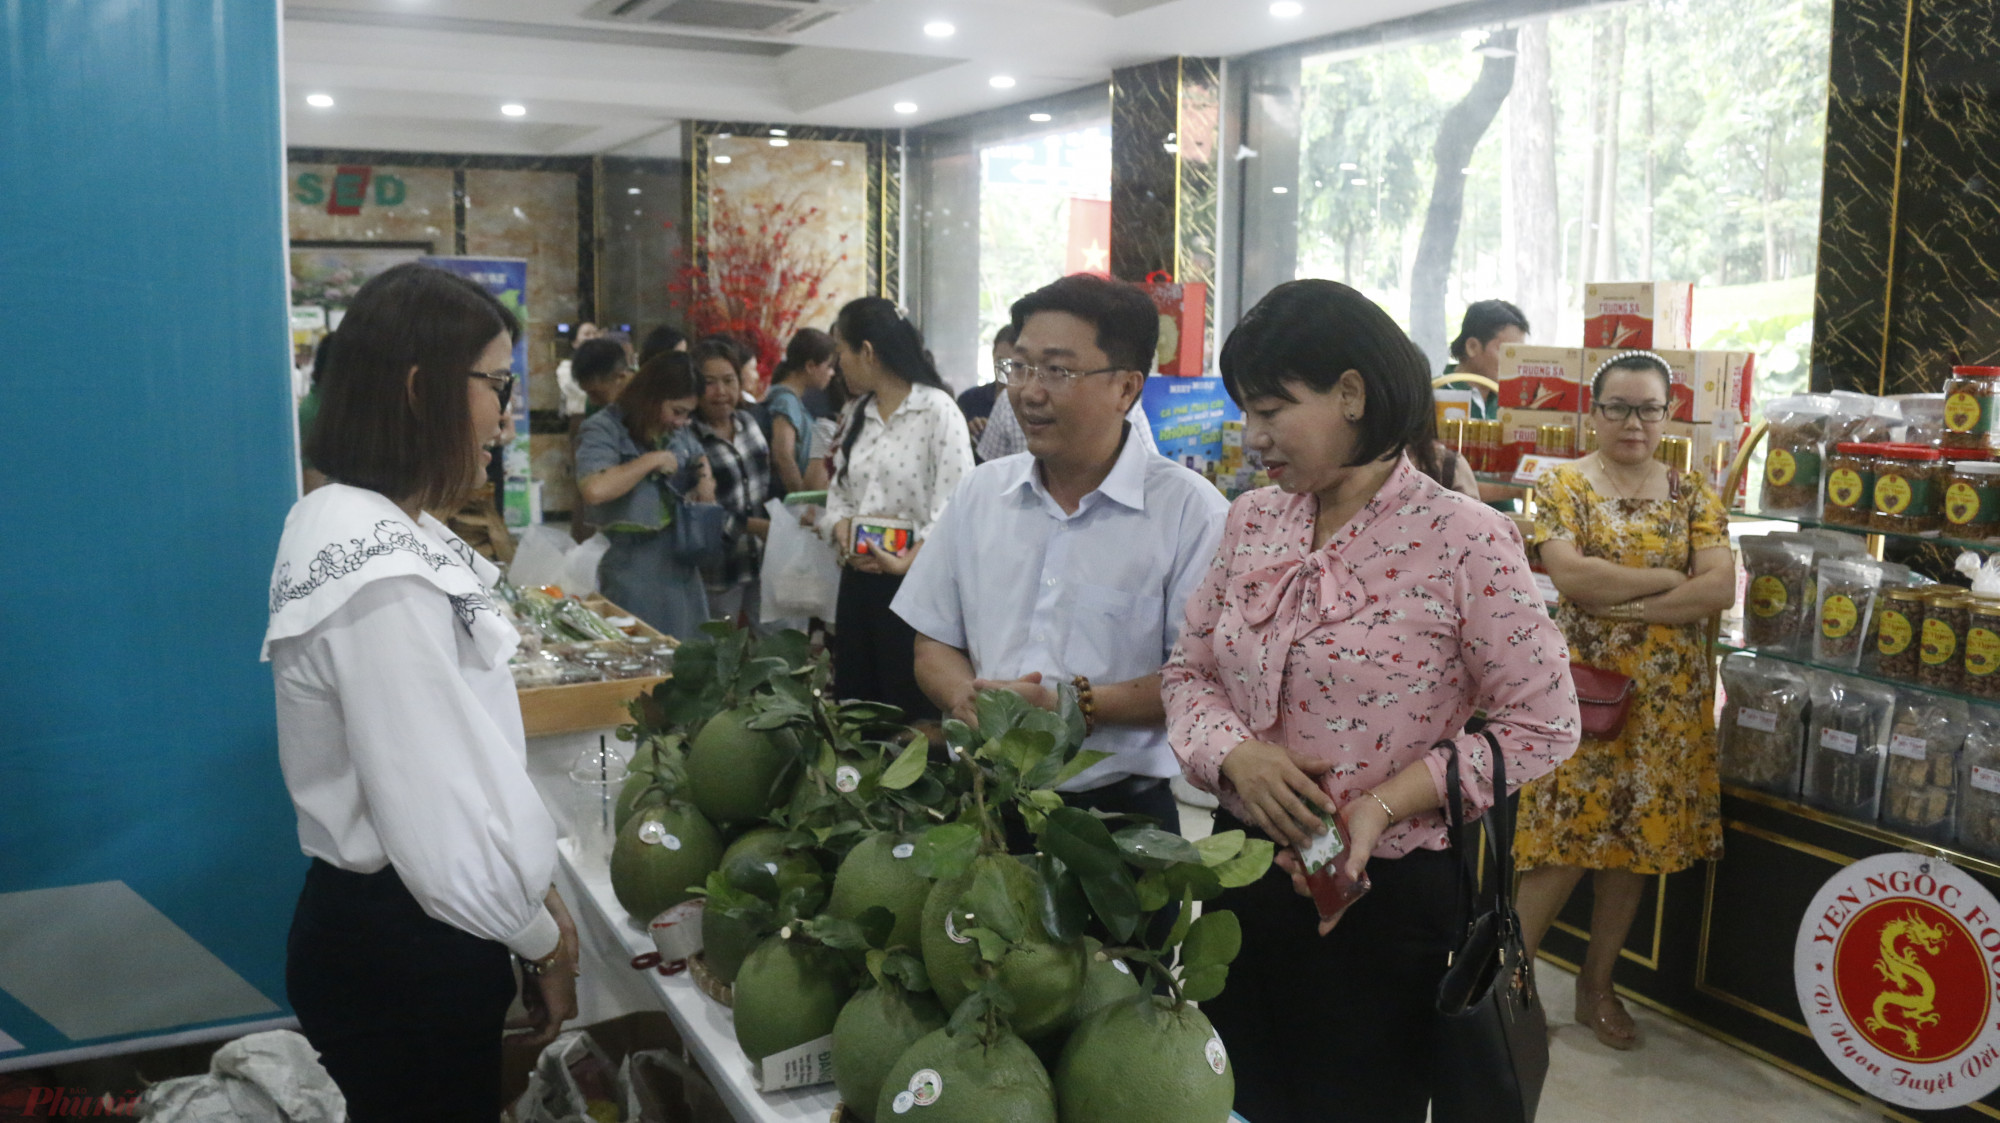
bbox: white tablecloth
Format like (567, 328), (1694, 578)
(528, 731), (841, 1123)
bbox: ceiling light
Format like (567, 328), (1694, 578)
(1350, 177), (1368, 185)
(770, 128), (788, 137)
(924, 20), (955, 38)
(501, 103), (526, 117)
(714, 155), (732, 164)
(305, 93), (334, 108)
(990, 75), (1016, 89)
(1272, 185), (1290, 194)
(1270, 1), (1303, 16)
(769, 137), (790, 147)
(894, 101), (918, 114)
(1029, 112), (1053, 123)
(831, 159), (846, 166)
(627, 187), (641, 194)
(715, 131), (732, 140)
(1338, 161), (1358, 170)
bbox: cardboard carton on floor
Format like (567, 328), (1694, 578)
(1583, 282), (1694, 350)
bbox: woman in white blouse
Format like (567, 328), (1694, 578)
(269, 263), (577, 1122)
(820, 297), (975, 719)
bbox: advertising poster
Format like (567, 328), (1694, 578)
(420, 256), (533, 528)
(1143, 376), (1241, 474)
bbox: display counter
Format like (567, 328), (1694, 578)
(527, 730), (841, 1123)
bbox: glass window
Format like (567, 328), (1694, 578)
(1234, 0), (1831, 405)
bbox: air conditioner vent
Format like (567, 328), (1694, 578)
(581, 0), (861, 36)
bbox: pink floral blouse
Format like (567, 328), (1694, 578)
(1164, 456), (1580, 857)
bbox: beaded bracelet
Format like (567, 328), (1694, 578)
(1072, 674), (1096, 736)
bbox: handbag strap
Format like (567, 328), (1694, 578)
(1442, 729), (1517, 925)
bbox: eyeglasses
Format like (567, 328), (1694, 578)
(994, 357), (1129, 388)
(1594, 401), (1668, 423)
(469, 370), (515, 407)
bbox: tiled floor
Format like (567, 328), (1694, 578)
(1174, 799), (1890, 1121)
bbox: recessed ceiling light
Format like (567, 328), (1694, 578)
(924, 20), (955, 38)
(305, 93), (334, 108)
(1270, 1), (1303, 16)
(627, 187), (642, 194)
(831, 159), (846, 166)
(1338, 161), (1358, 170)
(894, 101), (918, 114)
(990, 75), (1016, 89)
(770, 137), (790, 147)
(1272, 185), (1290, 194)
(715, 155), (733, 164)
(1350, 177), (1368, 186)
(1029, 112), (1053, 123)
(715, 131), (732, 140)
(501, 103), (527, 117)
(770, 128), (788, 137)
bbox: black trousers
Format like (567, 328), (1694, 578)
(1201, 811), (1459, 1123)
(287, 860), (518, 1123)
(831, 568), (939, 721)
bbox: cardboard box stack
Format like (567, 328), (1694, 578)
(1485, 285), (1750, 495)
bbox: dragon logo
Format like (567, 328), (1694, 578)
(1862, 910), (1950, 1055)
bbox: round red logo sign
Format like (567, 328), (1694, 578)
(1797, 853), (2000, 1109)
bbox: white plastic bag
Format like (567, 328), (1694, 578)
(759, 498), (841, 625)
(512, 1030), (618, 1123)
(508, 524), (575, 591)
(138, 1031), (344, 1122)
(561, 533), (611, 598)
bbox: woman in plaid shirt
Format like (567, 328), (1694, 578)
(690, 337), (774, 629)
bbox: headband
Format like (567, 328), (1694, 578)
(1589, 349), (1673, 384)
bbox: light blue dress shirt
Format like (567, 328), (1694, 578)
(892, 430), (1229, 791)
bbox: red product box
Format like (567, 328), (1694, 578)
(1497, 345), (1586, 412)
(1583, 282), (1694, 350)
(1138, 275), (1208, 376)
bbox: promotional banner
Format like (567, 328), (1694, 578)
(1, 0), (300, 1071)
(1142, 376), (1241, 474)
(420, 256), (533, 527)
(1795, 852), (2000, 1110)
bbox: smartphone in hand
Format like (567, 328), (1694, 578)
(1299, 807), (1371, 927)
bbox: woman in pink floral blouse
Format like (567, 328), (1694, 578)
(1163, 280), (1580, 1123)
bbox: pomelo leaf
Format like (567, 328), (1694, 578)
(942, 718), (977, 748)
(879, 736), (929, 790)
(913, 822), (981, 880)
(965, 925), (1009, 963)
(1179, 963), (1230, 1003)
(1213, 837), (1276, 888)
(1113, 827), (1202, 869)
(881, 949), (932, 993)
(1181, 910), (1243, 972)
(1080, 867), (1141, 943)
(1047, 749), (1112, 789)
(960, 863), (1027, 943)
(1135, 869), (1170, 913)
(1194, 830), (1247, 866)
(1035, 854), (1088, 943)
(1163, 861), (1223, 902)
(1164, 891), (1194, 952)
(752, 628), (812, 668)
(994, 729), (1055, 779)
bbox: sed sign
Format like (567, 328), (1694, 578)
(292, 165), (406, 215)
(1796, 852), (2000, 1110)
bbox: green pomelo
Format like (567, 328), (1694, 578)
(732, 936), (855, 1064)
(719, 829), (822, 900)
(829, 834), (931, 953)
(700, 906), (761, 986)
(920, 857), (1084, 1040)
(609, 803), (723, 923)
(832, 986), (946, 1122)
(614, 769), (664, 833)
(687, 710), (796, 826)
(1058, 937), (1144, 1033)
(873, 1028), (1055, 1123)
(1054, 997), (1233, 1123)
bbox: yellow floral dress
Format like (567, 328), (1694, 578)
(1514, 464), (1727, 874)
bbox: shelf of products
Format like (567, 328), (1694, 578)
(1728, 508), (2000, 554)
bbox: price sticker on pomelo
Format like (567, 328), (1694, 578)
(835, 765), (861, 793)
(892, 843), (915, 859)
(910, 1069), (942, 1105)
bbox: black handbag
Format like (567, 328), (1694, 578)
(1431, 729), (1550, 1123)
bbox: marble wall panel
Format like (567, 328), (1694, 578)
(1111, 58), (1180, 282)
(464, 168), (581, 421)
(286, 163), (454, 246)
(1815, 0), (2000, 396)
(599, 158), (686, 340)
(707, 135), (869, 334)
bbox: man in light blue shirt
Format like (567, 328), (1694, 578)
(893, 274), (1228, 830)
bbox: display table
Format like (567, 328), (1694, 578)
(527, 730), (841, 1123)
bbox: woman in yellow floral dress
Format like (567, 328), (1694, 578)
(1514, 353), (1738, 1050)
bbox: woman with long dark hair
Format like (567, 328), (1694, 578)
(818, 297), (974, 719)
(575, 352), (723, 640)
(268, 263), (577, 1121)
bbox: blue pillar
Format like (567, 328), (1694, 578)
(0, 1), (300, 1065)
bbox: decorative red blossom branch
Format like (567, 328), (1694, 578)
(667, 188), (850, 392)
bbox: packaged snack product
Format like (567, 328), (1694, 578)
(1741, 535), (1816, 651)
(1718, 653), (1811, 798)
(1299, 807), (1371, 926)
(1880, 694), (1966, 842)
(1802, 673), (1895, 819)
(1956, 709), (2000, 860)
(1814, 557), (1885, 670)
(1759, 395), (1839, 519)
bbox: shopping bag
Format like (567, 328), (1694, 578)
(560, 533), (611, 598)
(1137, 270), (1209, 376)
(759, 498), (840, 624)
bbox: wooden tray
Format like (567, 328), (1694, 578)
(516, 594), (674, 736)
(688, 950), (734, 1007)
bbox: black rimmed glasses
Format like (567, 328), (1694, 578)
(993, 356), (1129, 388)
(469, 370), (516, 407)
(1594, 401), (1669, 423)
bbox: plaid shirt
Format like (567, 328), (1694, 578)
(691, 408), (773, 588)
